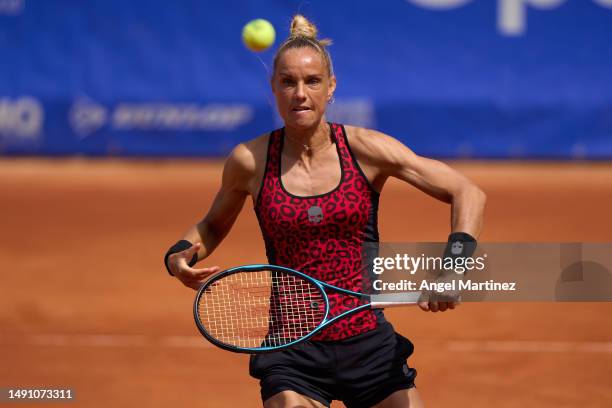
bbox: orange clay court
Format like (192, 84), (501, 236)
(1, 159), (611, 407)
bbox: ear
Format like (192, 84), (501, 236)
(327, 75), (337, 100)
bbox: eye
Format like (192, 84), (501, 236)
(281, 78), (295, 86)
(307, 77), (322, 86)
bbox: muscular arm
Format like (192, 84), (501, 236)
(184, 144), (253, 259)
(167, 143), (256, 289)
(349, 127), (486, 312)
(349, 127), (486, 238)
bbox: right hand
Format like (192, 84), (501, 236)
(167, 243), (221, 290)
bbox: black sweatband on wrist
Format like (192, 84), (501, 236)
(425, 232), (478, 302)
(443, 232), (477, 260)
(164, 239), (198, 276)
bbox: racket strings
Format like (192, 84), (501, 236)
(197, 270), (326, 349)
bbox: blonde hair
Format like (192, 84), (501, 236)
(273, 15), (334, 77)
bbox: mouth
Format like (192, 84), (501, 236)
(291, 106), (311, 112)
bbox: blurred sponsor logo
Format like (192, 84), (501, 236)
(68, 99), (254, 135)
(112, 103), (253, 131)
(69, 97), (108, 138)
(0, 96), (43, 140)
(0, 0), (23, 15)
(406, 0), (612, 36)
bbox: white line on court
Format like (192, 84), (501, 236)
(0, 334), (212, 348)
(2, 334), (612, 353)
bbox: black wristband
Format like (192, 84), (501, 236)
(164, 239), (198, 276)
(422, 232), (477, 302)
(443, 232), (477, 260)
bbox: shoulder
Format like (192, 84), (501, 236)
(343, 125), (416, 168)
(226, 133), (269, 173)
(344, 125), (395, 151)
(222, 132), (272, 192)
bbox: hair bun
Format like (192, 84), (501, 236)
(289, 15), (332, 46)
(290, 15), (318, 39)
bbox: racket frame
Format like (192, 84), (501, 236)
(193, 264), (418, 353)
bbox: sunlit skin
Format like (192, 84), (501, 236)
(271, 47), (336, 151)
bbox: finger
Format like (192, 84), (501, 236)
(183, 279), (203, 291)
(418, 301), (430, 312)
(428, 301), (439, 313)
(438, 302), (448, 312)
(175, 266), (218, 286)
(181, 274), (211, 289)
(448, 302), (456, 310)
(190, 265), (221, 277)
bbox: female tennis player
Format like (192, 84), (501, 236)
(165, 15), (485, 408)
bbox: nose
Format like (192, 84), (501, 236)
(294, 81), (306, 101)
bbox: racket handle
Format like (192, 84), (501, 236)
(370, 292), (422, 308)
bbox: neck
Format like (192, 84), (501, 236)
(284, 121), (332, 155)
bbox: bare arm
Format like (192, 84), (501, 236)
(351, 128), (486, 238)
(350, 128), (486, 312)
(389, 149), (485, 237)
(167, 143), (255, 289)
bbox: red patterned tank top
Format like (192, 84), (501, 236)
(254, 123), (382, 341)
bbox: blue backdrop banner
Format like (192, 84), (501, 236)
(0, 0), (611, 158)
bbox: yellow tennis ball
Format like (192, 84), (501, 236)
(242, 19), (276, 52)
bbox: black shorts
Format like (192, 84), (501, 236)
(249, 322), (417, 408)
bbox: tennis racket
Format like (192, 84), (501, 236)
(193, 264), (421, 353)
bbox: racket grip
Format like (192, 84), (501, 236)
(370, 292), (422, 308)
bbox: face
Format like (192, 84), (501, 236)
(271, 47), (336, 130)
